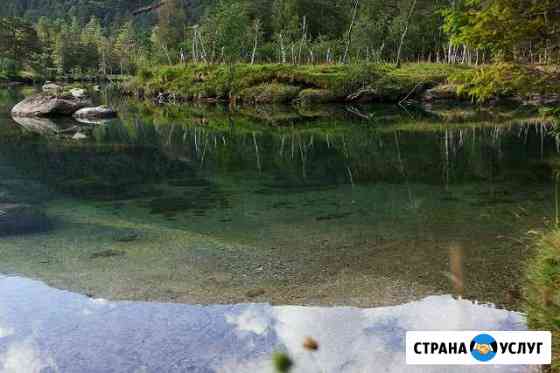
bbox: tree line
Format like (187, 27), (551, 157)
(1, 0), (559, 79)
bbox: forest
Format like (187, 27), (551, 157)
(1, 0), (559, 80)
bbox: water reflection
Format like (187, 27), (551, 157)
(0, 275), (530, 373)
(0, 88), (558, 307)
(10, 116), (62, 136)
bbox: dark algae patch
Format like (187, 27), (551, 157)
(90, 249), (126, 259)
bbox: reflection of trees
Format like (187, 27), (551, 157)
(4, 97), (559, 202)
(0, 130), (194, 201)
(109, 102), (560, 189)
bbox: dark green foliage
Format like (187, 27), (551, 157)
(0, 17), (41, 74)
(443, 0), (560, 63)
(272, 352), (293, 373)
(449, 63), (560, 103)
(3, 0), (559, 82)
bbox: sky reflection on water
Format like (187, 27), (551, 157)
(0, 275), (530, 373)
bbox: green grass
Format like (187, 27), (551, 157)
(130, 63), (469, 104)
(525, 229), (560, 372)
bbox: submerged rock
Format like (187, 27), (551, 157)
(113, 230), (140, 243)
(11, 94), (92, 117)
(89, 249), (126, 259)
(0, 203), (50, 236)
(73, 106), (117, 119)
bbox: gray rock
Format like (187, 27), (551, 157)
(70, 88), (87, 99)
(11, 94), (92, 117)
(72, 132), (88, 140)
(0, 203), (51, 236)
(73, 106), (117, 119)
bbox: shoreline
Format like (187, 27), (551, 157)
(125, 63), (560, 108)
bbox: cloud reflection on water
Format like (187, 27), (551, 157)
(0, 275), (531, 373)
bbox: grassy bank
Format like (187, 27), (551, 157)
(525, 230), (560, 371)
(129, 63), (468, 104)
(128, 62), (560, 107)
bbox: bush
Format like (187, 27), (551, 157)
(449, 63), (560, 103)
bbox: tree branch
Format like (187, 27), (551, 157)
(132, 1), (166, 16)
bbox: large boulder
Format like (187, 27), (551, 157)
(11, 94), (91, 117)
(73, 106), (117, 119)
(0, 204), (51, 236)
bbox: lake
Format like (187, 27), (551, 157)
(0, 85), (556, 372)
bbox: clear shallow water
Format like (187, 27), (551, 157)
(0, 87), (558, 309)
(0, 86), (557, 372)
(0, 275), (531, 373)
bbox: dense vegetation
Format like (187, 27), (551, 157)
(1, 0), (559, 81)
(526, 231), (560, 372)
(131, 62), (466, 103)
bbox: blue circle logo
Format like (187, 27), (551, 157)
(470, 334), (498, 362)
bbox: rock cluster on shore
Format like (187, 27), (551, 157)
(11, 94), (92, 117)
(11, 84), (117, 119)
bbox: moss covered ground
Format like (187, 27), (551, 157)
(129, 63), (468, 104)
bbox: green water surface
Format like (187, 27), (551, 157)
(0, 86), (557, 309)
